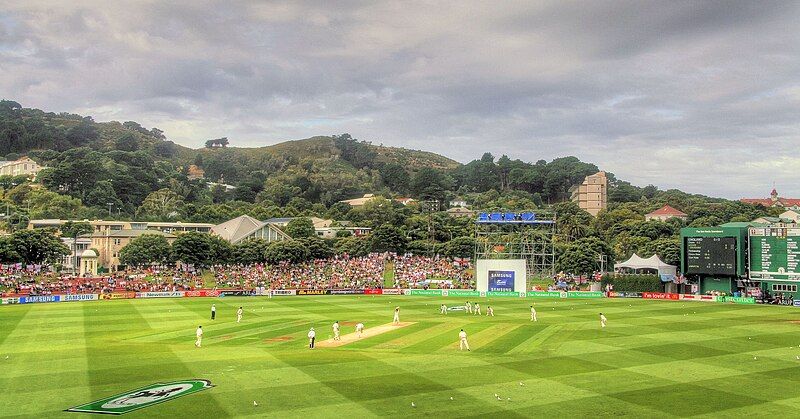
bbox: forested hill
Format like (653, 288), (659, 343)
(0, 100), (776, 236)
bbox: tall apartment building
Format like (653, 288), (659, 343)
(570, 171), (607, 216)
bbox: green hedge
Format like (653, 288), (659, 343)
(601, 274), (664, 293)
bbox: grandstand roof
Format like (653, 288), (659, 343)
(213, 215), (290, 244)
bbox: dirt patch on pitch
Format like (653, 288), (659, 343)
(789, 321), (800, 325)
(340, 321), (358, 326)
(316, 322), (415, 348)
(264, 336), (293, 343)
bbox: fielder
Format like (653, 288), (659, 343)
(308, 327), (316, 349)
(474, 303), (481, 315)
(458, 329), (470, 351)
(600, 313), (607, 328)
(356, 322), (364, 338)
(211, 304), (216, 320)
(465, 301), (472, 314)
(236, 306), (243, 323)
(393, 307), (400, 324)
(440, 304), (447, 315)
(195, 325), (203, 348)
(333, 321), (341, 341)
(530, 305), (537, 322)
(486, 306), (494, 316)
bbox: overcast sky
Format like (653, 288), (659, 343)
(2, 1), (799, 199)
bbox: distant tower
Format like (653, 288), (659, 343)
(771, 187), (779, 202)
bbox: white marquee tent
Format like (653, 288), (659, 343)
(614, 253), (677, 280)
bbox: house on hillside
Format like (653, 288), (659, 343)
(212, 215), (289, 245)
(446, 207), (474, 218)
(0, 156), (43, 178)
(339, 194), (378, 207)
(741, 189), (800, 211)
(570, 171), (607, 217)
(645, 205), (688, 222)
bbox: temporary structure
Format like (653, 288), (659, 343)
(614, 253), (677, 281)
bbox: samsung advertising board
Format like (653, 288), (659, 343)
(476, 259), (526, 293)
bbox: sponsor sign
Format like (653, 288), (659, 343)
(566, 291), (604, 298)
(364, 289), (383, 295)
(679, 294), (719, 302)
(382, 289), (403, 295)
(1, 297), (19, 304)
(184, 290), (221, 298)
(101, 292), (136, 300)
(219, 290), (251, 297)
(488, 270), (515, 292)
(608, 291), (643, 298)
(794, 300), (800, 307)
(445, 290), (481, 297)
(66, 379), (213, 415)
(62, 294), (99, 302)
(296, 289), (330, 295)
(408, 289), (443, 296)
(527, 291), (562, 298)
(269, 289), (296, 296)
(723, 296), (756, 304)
(135, 291), (185, 299)
(487, 291), (518, 297)
(330, 289), (365, 295)
(642, 292), (680, 300)
(19, 295), (61, 304)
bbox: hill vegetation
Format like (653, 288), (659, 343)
(0, 100), (782, 274)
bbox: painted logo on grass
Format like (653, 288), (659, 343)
(66, 379), (213, 415)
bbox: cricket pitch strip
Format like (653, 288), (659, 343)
(316, 322), (416, 347)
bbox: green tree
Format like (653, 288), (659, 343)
(556, 237), (614, 275)
(285, 217), (315, 238)
(370, 224), (408, 253)
(11, 229), (70, 265)
(441, 236), (475, 258)
(171, 232), (212, 267)
(138, 188), (185, 220)
(641, 237), (681, 266)
(119, 234), (172, 267)
(265, 240), (310, 264)
(299, 236), (333, 260)
(233, 239), (270, 265)
(209, 235), (233, 265)
(334, 236), (370, 257)
(0, 235), (20, 263)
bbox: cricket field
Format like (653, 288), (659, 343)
(2, 296), (800, 418)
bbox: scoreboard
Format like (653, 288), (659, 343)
(749, 227), (800, 280)
(684, 236), (737, 275)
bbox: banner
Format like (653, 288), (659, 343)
(136, 291), (185, 298)
(444, 290), (480, 297)
(608, 291), (642, 298)
(642, 292), (680, 300)
(101, 292), (136, 300)
(364, 289), (383, 295)
(527, 291), (562, 298)
(184, 290), (221, 298)
(408, 289), (443, 296)
(566, 291), (604, 298)
(296, 289), (330, 295)
(486, 291), (518, 297)
(723, 296), (756, 304)
(679, 294), (719, 302)
(219, 290), (251, 297)
(382, 289), (403, 295)
(62, 294), (99, 302)
(65, 379), (214, 415)
(487, 270), (515, 292)
(19, 295), (61, 304)
(329, 289), (365, 295)
(269, 289), (296, 296)
(1, 297), (19, 304)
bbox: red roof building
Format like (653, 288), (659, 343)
(645, 204), (688, 221)
(740, 189), (800, 209)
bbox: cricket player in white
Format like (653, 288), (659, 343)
(474, 303), (481, 315)
(333, 321), (341, 341)
(465, 301), (472, 314)
(440, 304), (447, 315)
(600, 313), (607, 328)
(236, 307), (243, 323)
(308, 327), (316, 348)
(530, 305), (537, 322)
(195, 326), (203, 348)
(486, 306), (494, 316)
(356, 322), (364, 338)
(458, 329), (470, 351)
(393, 307), (400, 324)
(211, 304), (216, 320)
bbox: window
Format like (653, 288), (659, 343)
(113, 239), (121, 246)
(772, 284), (797, 292)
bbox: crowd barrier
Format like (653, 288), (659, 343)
(0, 289), (764, 306)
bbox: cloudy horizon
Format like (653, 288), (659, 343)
(2, 1), (799, 200)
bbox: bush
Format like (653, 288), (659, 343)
(601, 274), (664, 292)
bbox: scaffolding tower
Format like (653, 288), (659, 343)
(474, 210), (557, 281)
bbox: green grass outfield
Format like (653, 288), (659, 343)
(2, 296), (800, 418)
